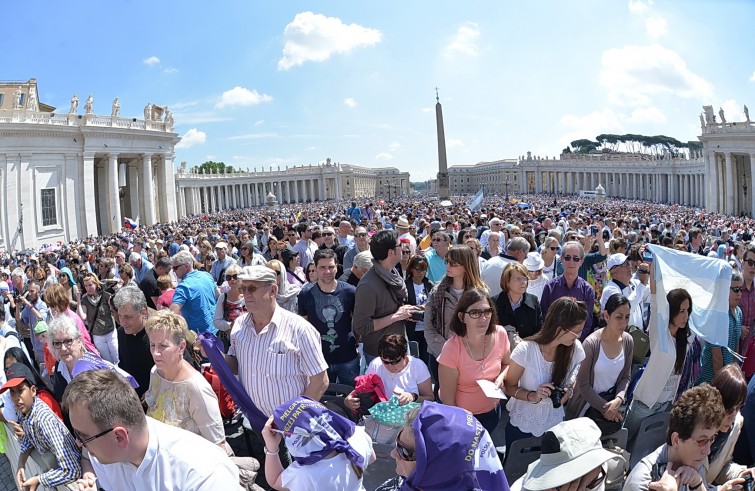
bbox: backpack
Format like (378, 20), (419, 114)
(202, 365), (236, 420)
(626, 325), (649, 364)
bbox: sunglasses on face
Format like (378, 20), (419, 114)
(549, 247), (558, 251)
(225, 274), (239, 281)
(322, 232), (334, 236)
(239, 284), (271, 294)
(465, 308), (494, 319)
(395, 429), (416, 461)
(731, 287), (743, 293)
(561, 255), (582, 262)
(381, 356), (404, 366)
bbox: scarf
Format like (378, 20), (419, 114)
(198, 333), (268, 431)
(372, 260), (407, 305)
(273, 396), (365, 469)
(72, 351), (139, 389)
(401, 402), (509, 491)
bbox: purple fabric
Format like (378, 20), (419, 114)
(540, 274), (595, 340)
(198, 332), (267, 431)
(273, 396), (365, 468)
(401, 402), (509, 491)
(72, 351), (139, 389)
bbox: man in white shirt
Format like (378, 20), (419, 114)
(600, 253), (649, 329)
(64, 370), (241, 491)
(480, 218), (503, 249)
(396, 217), (417, 255)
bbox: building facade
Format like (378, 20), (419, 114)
(0, 79), (178, 251)
(174, 158), (409, 215)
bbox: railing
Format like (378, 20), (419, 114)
(703, 121), (755, 134)
(3, 423), (78, 490)
(0, 109), (172, 132)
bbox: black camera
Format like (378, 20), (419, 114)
(550, 388), (565, 408)
(743, 474), (753, 491)
(410, 311), (425, 322)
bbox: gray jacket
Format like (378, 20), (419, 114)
(424, 287), (461, 358)
(352, 268), (406, 357)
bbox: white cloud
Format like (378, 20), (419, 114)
(216, 87), (273, 109)
(163, 67), (178, 74)
(644, 16), (667, 38)
(627, 106), (667, 123)
(375, 152), (394, 161)
(443, 22), (480, 60)
(421, 106), (433, 113)
(344, 97), (357, 108)
(600, 44), (714, 106)
(721, 99), (745, 122)
(388, 141), (401, 151)
(254, 120), (265, 126)
(143, 56), (160, 66)
(750, 71), (755, 82)
(278, 12), (382, 70)
(447, 138), (465, 148)
(628, 0), (653, 14)
(176, 128), (206, 149)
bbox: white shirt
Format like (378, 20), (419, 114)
(367, 356), (431, 397)
(228, 306), (329, 416)
(280, 426), (374, 491)
(481, 256), (515, 296)
(399, 232), (417, 255)
(599, 279), (648, 329)
(91, 417), (241, 491)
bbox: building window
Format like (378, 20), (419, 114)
(41, 188), (57, 226)
(0, 94), (4, 107)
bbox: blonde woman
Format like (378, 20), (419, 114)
(424, 245), (487, 395)
(540, 236), (562, 280)
(144, 310), (230, 453)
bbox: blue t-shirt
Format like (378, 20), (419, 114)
(172, 270), (217, 334)
(297, 281), (358, 364)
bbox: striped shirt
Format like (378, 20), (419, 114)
(228, 306), (328, 416)
(740, 278), (755, 334)
(19, 397), (81, 487)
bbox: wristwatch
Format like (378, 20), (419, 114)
(411, 393), (419, 402)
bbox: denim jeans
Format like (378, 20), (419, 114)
(327, 357), (360, 387)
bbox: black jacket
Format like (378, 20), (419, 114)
(492, 291), (543, 339)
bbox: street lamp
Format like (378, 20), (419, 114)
(504, 175), (511, 201)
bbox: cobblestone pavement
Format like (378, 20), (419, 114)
(0, 452), (16, 491)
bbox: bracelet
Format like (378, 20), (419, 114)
(411, 393), (418, 402)
(514, 388), (524, 400)
(264, 446), (279, 456)
(526, 391), (535, 402)
(689, 480), (703, 490)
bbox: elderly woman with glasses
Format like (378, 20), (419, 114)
(481, 231), (502, 260)
(345, 334), (433, 412)
(438, 288), (511, 435)
(494, 263), (543, 340)
(376, 402), (508, 491)
(212, 264), (246, 350)
(502, 297), (587, 461)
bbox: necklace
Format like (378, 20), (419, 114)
(464, 335), (488, 372)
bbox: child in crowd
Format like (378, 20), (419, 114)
(2, 362), (81, 489)
(33, 321), (56, 379)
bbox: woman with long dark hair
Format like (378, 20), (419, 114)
(623, 263), (691, 447)
(502, 297), (587, 459)
(404, 255), (432, 363)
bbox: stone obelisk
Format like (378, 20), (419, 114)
(435, 89), (450, 199)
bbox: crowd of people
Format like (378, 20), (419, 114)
(2, 193), (755, 490)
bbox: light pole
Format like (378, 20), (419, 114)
(504, 175), (510, 201)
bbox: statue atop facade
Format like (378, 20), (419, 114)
(164, 107), (174, 131)
(13, 87), (23, 109)
(27, 86), (38, 111)
(144, 103), (152, 121)
(69, 95), (79, 114)
(111, 97), (121, 117)
(84, 94), (94, 114)
(703, 105), (715, 125)
(699, 113), (705, 131)
(179, 161), (187, 173)
(745, 105), (750, 124)
(719, 107), (726, 124)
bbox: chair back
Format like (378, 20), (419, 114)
(504, 436), (542, 485)
(628, 411), (670, 469)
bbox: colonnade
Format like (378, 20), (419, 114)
(705, 151), (755, 216)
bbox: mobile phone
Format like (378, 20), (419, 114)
(643, 250), (654, 262)
(590, 226), (597, 237)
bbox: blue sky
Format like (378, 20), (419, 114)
(4, 0), (754, 181)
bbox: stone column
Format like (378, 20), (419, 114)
(725, 153), (735, 214)
(128, 163), (140, 220)
(142, 154), (156, 225)
(750, 155), (755, 215)
(82, 153), (99, 236)
(161, 155), (177, 221)
(292, 180), (299, 203)
(108, 154), (122, 234)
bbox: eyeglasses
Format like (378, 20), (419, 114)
(322, 232), (334, 236)
(691, 433), (717, 447)
(75, 427), (115, 447)
(395, 429), (416, 461)
(549, 247), (558, 251)
(356, 233), (369, 238)
(745, 259), (755, 267)
(465, 308), (494, 319)
(445, 259), (460, 267)
(561, 255), (582, 262)
(563, 328), (581, 338)
(381, 356), (404, 366)
(512, 276), (529, 284)
(225, 274), (239, 281)
(432, 238), (445, 243)
(731, 286), (743, 293)
(52, 338), (77, 349)
(239, 284), (271, 294)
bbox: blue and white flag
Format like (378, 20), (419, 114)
(649, 244), (731, 353)
(468, 188), (484, 212)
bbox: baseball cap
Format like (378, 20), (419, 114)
(0, 363), (36, 394)
(280, 246), (299, 264)
(606, 253), (628, 270)
(33, 320), (49, 336)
